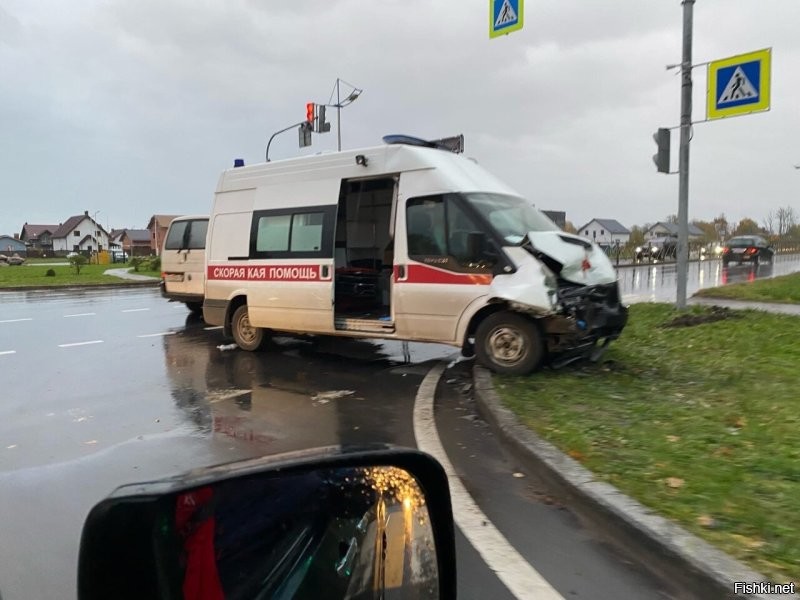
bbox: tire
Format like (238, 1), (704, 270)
(185, 301), (203, 314)
(231, 305), (266, 351)
(475, 312), (545, 376)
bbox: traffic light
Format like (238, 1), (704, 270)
(652, 128), (670, 173)
(299, 121), (312, 148)
(306, 102), (316, 126)
(316, 105), (331, 133)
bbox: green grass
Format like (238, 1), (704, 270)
(695, 272), (800, 303)
(497, 304), (800, 582)
(0, 263), (157, 288)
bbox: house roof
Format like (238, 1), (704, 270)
(20, 224), (58, 240)
(648, 222), (704, 236)
(148, 215), (181, 230)
(52, 216), (87, 239)
(0, 235), (25, 244)
(576, 218), (630, 235)
(124, 229), (152, 243)
(52, 215), (109, 239)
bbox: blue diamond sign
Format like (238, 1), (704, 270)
(707, 48), (771, 120)
(490, 0), (524, 38)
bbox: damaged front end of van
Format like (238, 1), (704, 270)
(490, 231), (628, 369)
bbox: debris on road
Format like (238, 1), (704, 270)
(312, 390), (356, 405)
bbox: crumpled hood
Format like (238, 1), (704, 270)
(526, 231), (617, 285)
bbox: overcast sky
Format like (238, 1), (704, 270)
(1, 0), (798, 236)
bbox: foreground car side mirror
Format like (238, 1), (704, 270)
(78, 447), (456, 600)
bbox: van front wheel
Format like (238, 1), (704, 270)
(475, 312), (544, 375)
(232, 305), (266, 351)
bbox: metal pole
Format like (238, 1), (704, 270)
(336, 78), (342, 151)
(265, 121), (306, 162)
(676, 0), (694, 309)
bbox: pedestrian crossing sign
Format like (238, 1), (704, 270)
(707, 48), (771, 120)
(490, 0), (523, 38)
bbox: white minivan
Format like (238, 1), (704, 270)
(161, 215), (209, 314)
(203, 137), (627, 375)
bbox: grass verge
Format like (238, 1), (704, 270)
(695, 272), (800, 304)
(0, 264), (157, 288)
(496, 303), (799, 582)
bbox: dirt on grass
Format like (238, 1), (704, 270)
(661, 305), (742, 328)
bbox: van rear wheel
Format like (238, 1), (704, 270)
(232, 305), (266, 351)
(475, 312), (544, 375)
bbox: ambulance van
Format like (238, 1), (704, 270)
(161, 215), (209, 314)
(203, 136), (627, 375)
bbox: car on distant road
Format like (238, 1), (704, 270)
(635, 237), (677, 262)
(721, 236), (774, 267)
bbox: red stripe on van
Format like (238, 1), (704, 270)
(207, 265), (322, 281)
(396, 264), (492, 285)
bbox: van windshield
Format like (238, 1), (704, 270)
(462, 193), (559, 244)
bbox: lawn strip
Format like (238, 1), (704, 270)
(694, 272), (800, 303)
(495, 303), (799, 582)
(0, 264), (153, 288)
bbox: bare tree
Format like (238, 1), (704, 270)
(762, 211), (775, 235)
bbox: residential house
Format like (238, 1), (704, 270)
(542, 210), (567, 230)
(576, 218), (631, 248)
(147, 215), (180, 255)
(0, 234), (27, 256)
(645, 222), (704, 241)
(51, 211), (110, 255)
(19, 223), (58, 255)
(117, 229), (153, 256)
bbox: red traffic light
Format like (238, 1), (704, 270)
(306, 102), (315, 124)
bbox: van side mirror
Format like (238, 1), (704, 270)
(78, 448), (456, 600)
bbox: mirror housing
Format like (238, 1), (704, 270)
(78, 446), (456, 600)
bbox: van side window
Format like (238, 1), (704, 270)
(406, 195), (493, 270)
(256, 215), (291, 252)
(250, 206), (335, 258)
(290, 212), (324, 251)
(407, 198), (446, 256)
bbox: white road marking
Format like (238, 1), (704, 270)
(64, 312), (96, 318)
(413, 362), (564, 600)
(58, 340), (104, 348)
(0, 318), (33, 323)
(203, 326), (223, 331)
(0, 350), (16, 356)
(137, 332), (176, 338)
(121, 308), (150, 313)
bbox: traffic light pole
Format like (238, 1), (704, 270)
(265, 121), (306, 162)
(676, 0), (694, 309)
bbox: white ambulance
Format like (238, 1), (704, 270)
(203, 136), (627, 375)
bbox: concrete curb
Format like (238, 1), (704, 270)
(471, 366), (796, 600)
(0, 281), (159, 292)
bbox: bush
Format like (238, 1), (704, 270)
(142, 256), (161, 272)
(45, 269), (56, 277)
(129, 256), (144, 272)
(69, 254), (88, 274)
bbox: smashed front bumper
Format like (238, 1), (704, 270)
(542, 280), (628, 366)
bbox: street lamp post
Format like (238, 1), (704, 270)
(329, 78), (362, 151)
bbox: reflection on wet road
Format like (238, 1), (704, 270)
(0, 288), (458, 600)
(618, 253), (800, 303)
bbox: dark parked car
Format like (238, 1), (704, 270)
(721, 236), (774, 267)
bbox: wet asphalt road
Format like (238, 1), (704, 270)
(0, 286), (673, 600)
(618, 252), (800, 303)
(1, 256), (799, 600)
